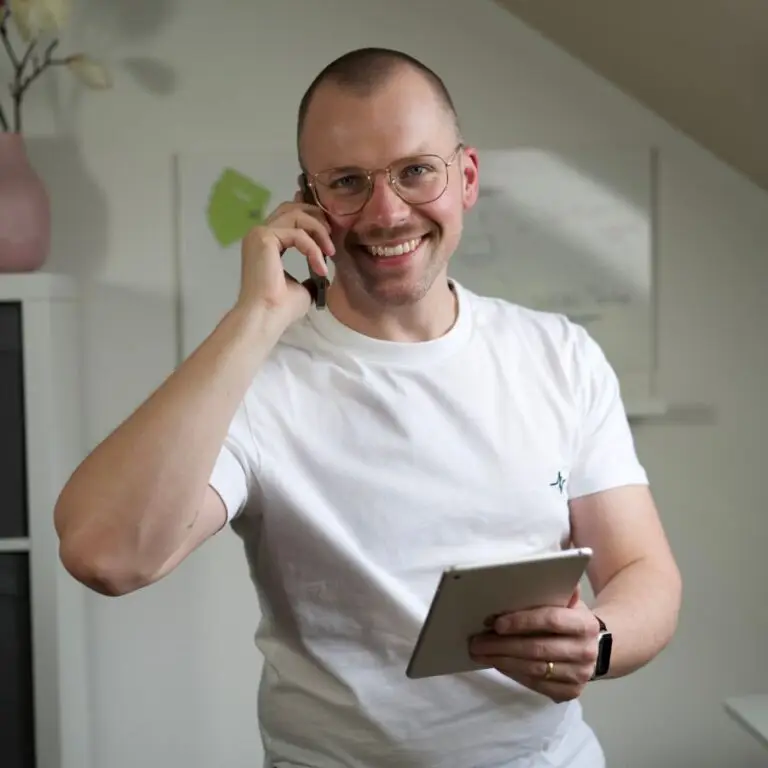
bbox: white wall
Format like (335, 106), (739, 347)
(16, 0), (768, 765)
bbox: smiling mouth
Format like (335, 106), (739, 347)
(360, 236), (426, 258)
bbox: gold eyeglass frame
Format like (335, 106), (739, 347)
(303, 143), (465, 216)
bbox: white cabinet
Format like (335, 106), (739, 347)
(0, 274), (91, 768)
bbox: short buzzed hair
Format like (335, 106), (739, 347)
(296, 47), (462, 159)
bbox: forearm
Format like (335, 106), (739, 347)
(590, 556), (682, 679)
(55, 304), (282, 578)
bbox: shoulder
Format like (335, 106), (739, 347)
(458, 283), (606, 398)
(242, 313), (339, 400)
(459, 286), (643, 492)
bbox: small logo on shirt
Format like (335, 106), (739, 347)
(549, 471), (567, 494)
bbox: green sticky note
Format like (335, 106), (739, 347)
(206, 168), (272, 247)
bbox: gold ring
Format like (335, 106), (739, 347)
(544, 661), (555, 679)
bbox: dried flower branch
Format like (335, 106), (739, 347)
(0, 0), (111, 132)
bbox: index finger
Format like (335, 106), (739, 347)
(494, 606), (597, 637)
(290, 196), (332, 232)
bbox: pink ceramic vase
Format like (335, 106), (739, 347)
(0, 133), (51, 272)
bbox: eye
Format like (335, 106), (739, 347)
(328, 174), (367, 193)
(402, 163), (433, 178)
(329, 175), (353, 188)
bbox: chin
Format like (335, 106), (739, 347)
(365, 280), (432, 307)
(361, 264), (449, 307)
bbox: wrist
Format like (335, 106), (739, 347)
(227, 300), (291, 344)
(590, 613), (613, 680)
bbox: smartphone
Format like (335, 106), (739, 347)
(299, 174), (329, 309)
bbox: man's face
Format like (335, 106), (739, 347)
(300, 69), (479, 307)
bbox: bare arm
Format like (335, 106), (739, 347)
(570, 484), (682, 678)
(54, 305), (283, 596)
(54, 199), (334, 597)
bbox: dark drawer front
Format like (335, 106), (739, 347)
(0, 553), (36, 768)
(0, 302), (28, 538)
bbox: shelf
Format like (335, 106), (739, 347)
(627, 399), (716, 423)
(0, 538), (31, 553)
(626, 398), (669, 418)
(724, 695), (768, 752)
(0, 273), (79, 302)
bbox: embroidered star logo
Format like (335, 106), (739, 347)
(549, 471), (566, 494)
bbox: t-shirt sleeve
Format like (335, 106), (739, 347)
(567, 326), (649, 500)
(208, 399), (258, 522)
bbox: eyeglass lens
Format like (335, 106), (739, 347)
(313, 154), (451, 216)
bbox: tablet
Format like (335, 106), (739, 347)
(405, 546), (593, 680)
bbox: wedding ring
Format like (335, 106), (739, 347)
(544, 661), (555, 679)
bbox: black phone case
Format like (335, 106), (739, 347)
(300, 175), (329, 309)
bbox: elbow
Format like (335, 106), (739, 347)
(57, 531), (152, 598)
(54, 492), (153, 597)
(670, 563), (683, 630)
(655, 558), (683, 648)
(664, 554), (683, 611)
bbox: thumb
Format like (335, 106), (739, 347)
(567, 582), (582, 608)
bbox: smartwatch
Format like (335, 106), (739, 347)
(592, 615), (612, 679)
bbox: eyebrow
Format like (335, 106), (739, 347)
(324, 163), (364, 172)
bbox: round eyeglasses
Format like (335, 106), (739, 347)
(304, 143), (464, 217)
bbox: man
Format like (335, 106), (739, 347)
(54, 48), (681, 767)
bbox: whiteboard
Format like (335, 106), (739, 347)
(175, 146), (656, 405)
(452, 146), (656, 407)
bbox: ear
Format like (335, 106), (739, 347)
(460, 146), (480, 211)
(296, 173), (314, 204)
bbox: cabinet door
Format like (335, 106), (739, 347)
(0, 302), (28, 538)
(0, 553), (36, 768)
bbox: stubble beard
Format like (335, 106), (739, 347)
(336, 236), (448, 308)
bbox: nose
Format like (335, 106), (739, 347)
(359, 174), (411, 228)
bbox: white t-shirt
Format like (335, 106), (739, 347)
(208, 279), (648, 768)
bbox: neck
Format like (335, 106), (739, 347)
(325, 275), (458, 342)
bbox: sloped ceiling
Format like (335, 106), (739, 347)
(494, 0), (768, 192)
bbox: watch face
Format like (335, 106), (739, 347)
(595, 632), (613, 677)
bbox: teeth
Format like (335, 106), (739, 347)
(365, 238), (422, 258)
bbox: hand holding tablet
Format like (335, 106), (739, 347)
(406, 547), (595, 684)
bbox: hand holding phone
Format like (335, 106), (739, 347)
(237, 189), (333, 327)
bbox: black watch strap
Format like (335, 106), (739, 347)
(592, 614), (612, 679)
